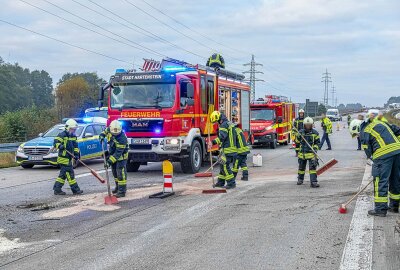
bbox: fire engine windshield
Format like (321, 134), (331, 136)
(110, 83), (176, 109)
(251, 109), (275, 121)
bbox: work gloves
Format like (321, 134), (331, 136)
(58, 144), (64, 150)
(73, 155), (79, 161)
(106, 158), (113, 167)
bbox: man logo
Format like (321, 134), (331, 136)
(132, 122), (149, 128)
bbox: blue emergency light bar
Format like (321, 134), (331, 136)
(115, 69), (127, 74)
(163, 66), (192, 72)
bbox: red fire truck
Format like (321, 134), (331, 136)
(250, 95), (297, 149)
(99, 58), (251, 173)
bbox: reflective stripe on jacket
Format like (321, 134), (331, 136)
(360, 120), (400, 160)
(295, 128), (320, 160)
(212, 116), (237, 156)
(100, 128), (129, 163)
(293, 117), (304, 134)
(54, 130), (79, 165)
(235, 126), (250, 155)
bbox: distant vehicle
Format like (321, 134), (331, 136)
(326, 109), (342, 121)
(15, 122), (106, 169)
(250, 95), (296, 149)
(84, 107), (108, 124)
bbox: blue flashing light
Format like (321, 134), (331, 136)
(115, 68), (126, 74)
(154, 128), (161, 134)
(83, 117), (93, 123)
(163, 66), (188, 72)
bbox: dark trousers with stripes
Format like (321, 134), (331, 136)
(298, 158), (318, 183)
(111, 160), (127, 193)
(233, 154), (249, 178)
(372, 154), (400, 211)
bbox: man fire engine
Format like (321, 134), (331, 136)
(99, 58), (251, 174)
(250, 95), (296, 149)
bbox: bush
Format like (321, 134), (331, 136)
(0, 107), (58, 142)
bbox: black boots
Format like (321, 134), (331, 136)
(310, 182), (320, 188)
(241, 176), (248, 181)
(53, 182), (66, 195)
(297, 179), (303, 185)
(214, 180), (225, 188)
(112, 182), (118, 194)
(70, 184), (83, 195)
(115, 185), (126, 198)
(368, 209), (387, 217)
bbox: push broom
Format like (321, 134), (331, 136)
(101, 143), (118, 205)
(293, 127), (338, 175)
(339, 177), (373, 214)
(65, 150), (105, 184)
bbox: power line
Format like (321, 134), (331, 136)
(331, 84), (336, 107)
(19, 0), (164, 58)
(243, 55), (264, 102)
(140, 0), (250, 56)
(0, 19), (132, 65)
(321, 68), (332, 106)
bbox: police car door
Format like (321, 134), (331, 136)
(80, 125), (98, 158)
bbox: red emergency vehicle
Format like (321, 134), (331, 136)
(250, 95), (297, 149)
(99, 58), (251, 173)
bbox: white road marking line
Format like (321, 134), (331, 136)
(339, 164), (374, 270)
(75, 169), (110, 179)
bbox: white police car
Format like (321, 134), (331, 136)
(16, 122), (106, 168)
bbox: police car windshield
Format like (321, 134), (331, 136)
(43, 125), (84, 137)
(85, 110), (108, 118)
(111, 83), (176, 109)
(251, 109), (274, 121)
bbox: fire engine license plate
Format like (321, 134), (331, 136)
(132, 139), (150, 144)
(28, 156), (43, 161)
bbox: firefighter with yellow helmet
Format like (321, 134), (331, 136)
(210, 111), (238, 189)
(99, 120), (129, 197)
(293, 109), (305, 156)
(53, 119), (83, 195)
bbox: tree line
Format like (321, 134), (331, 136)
(0, 57), (106, 142)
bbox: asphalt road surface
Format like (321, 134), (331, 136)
(1, 120), (399, 270)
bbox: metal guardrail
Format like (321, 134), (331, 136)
(0, 142), (21, 153)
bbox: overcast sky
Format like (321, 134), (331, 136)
(0, 0), (399, 106)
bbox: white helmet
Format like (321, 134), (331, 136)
(299, 109), (305, 114)
(303, 117), (314, 125)
(65, 119), (78, 131)
(109, 120), (122, 135)
(349, 119), (362, 137)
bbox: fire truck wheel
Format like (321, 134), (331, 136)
(270, 137), (277, 149)
(181, 140), (202, 174)
(127, 162), (141, 172)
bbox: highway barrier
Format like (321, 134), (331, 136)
(149, 160), (175, 199)
(0, 142), (20, 153)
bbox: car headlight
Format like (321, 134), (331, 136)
(265, 126), (273, 131)
(165, 138), (180, 145)
(17, 145), (24, 153)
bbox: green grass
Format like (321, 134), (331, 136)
(0, 152), (18, 168)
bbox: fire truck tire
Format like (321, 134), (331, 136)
(127, 162), (141, 172)
(270, 137), (277, 149)
(181, 140), (202, 174)
(21, 164), (34, 169)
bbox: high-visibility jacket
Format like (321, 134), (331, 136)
(293, 117), (304, 134)
(295, 128), (320, 160)
(54, 130), (79, 165)
(360, 120), (400, 160)
(212, 115), (237, 157)
(321, 117), (332, 134)
(235, 126), (250, 155)
(100, 128), (129, 164)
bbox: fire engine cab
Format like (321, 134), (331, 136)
(99, 58), (251, 173)
(250, 95), (296, 149)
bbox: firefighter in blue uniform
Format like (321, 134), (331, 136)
(232, 125), (250, 181)
(360, 117), (400, 216)
(210, 111), (237, 189)
(295, 117), (320, 188)
(293, 109), (305, 156)
(53, 119), (83, 195)
(99, 120), (129, 198)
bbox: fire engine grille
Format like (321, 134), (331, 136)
(24, 147), (50, 156)
(120, 119), (163, 133)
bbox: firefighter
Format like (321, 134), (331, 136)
(232, 125), (250, 181)
(360, 118), (400, 216)
(206, 53), (225, 69)
(319, 113), (332, 150)
(293, 109), (305, 156)
(99, 120), (129, 197)
(295, 117), (320, 188)
(349, 115), (364, 150)
(209, 111), (237, 189)
(53, 119), (83, 195)
(376, 111), (388, 123)
(347, 114), (351, 128)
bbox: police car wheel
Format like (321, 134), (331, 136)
(127, 162), (140, 172)
(21, 164), (34, 169)
(181, 140), (202, 174)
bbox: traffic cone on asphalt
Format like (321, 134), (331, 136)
(149, 160), (175, 199)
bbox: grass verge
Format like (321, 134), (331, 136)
(0, 152), (18, 168)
